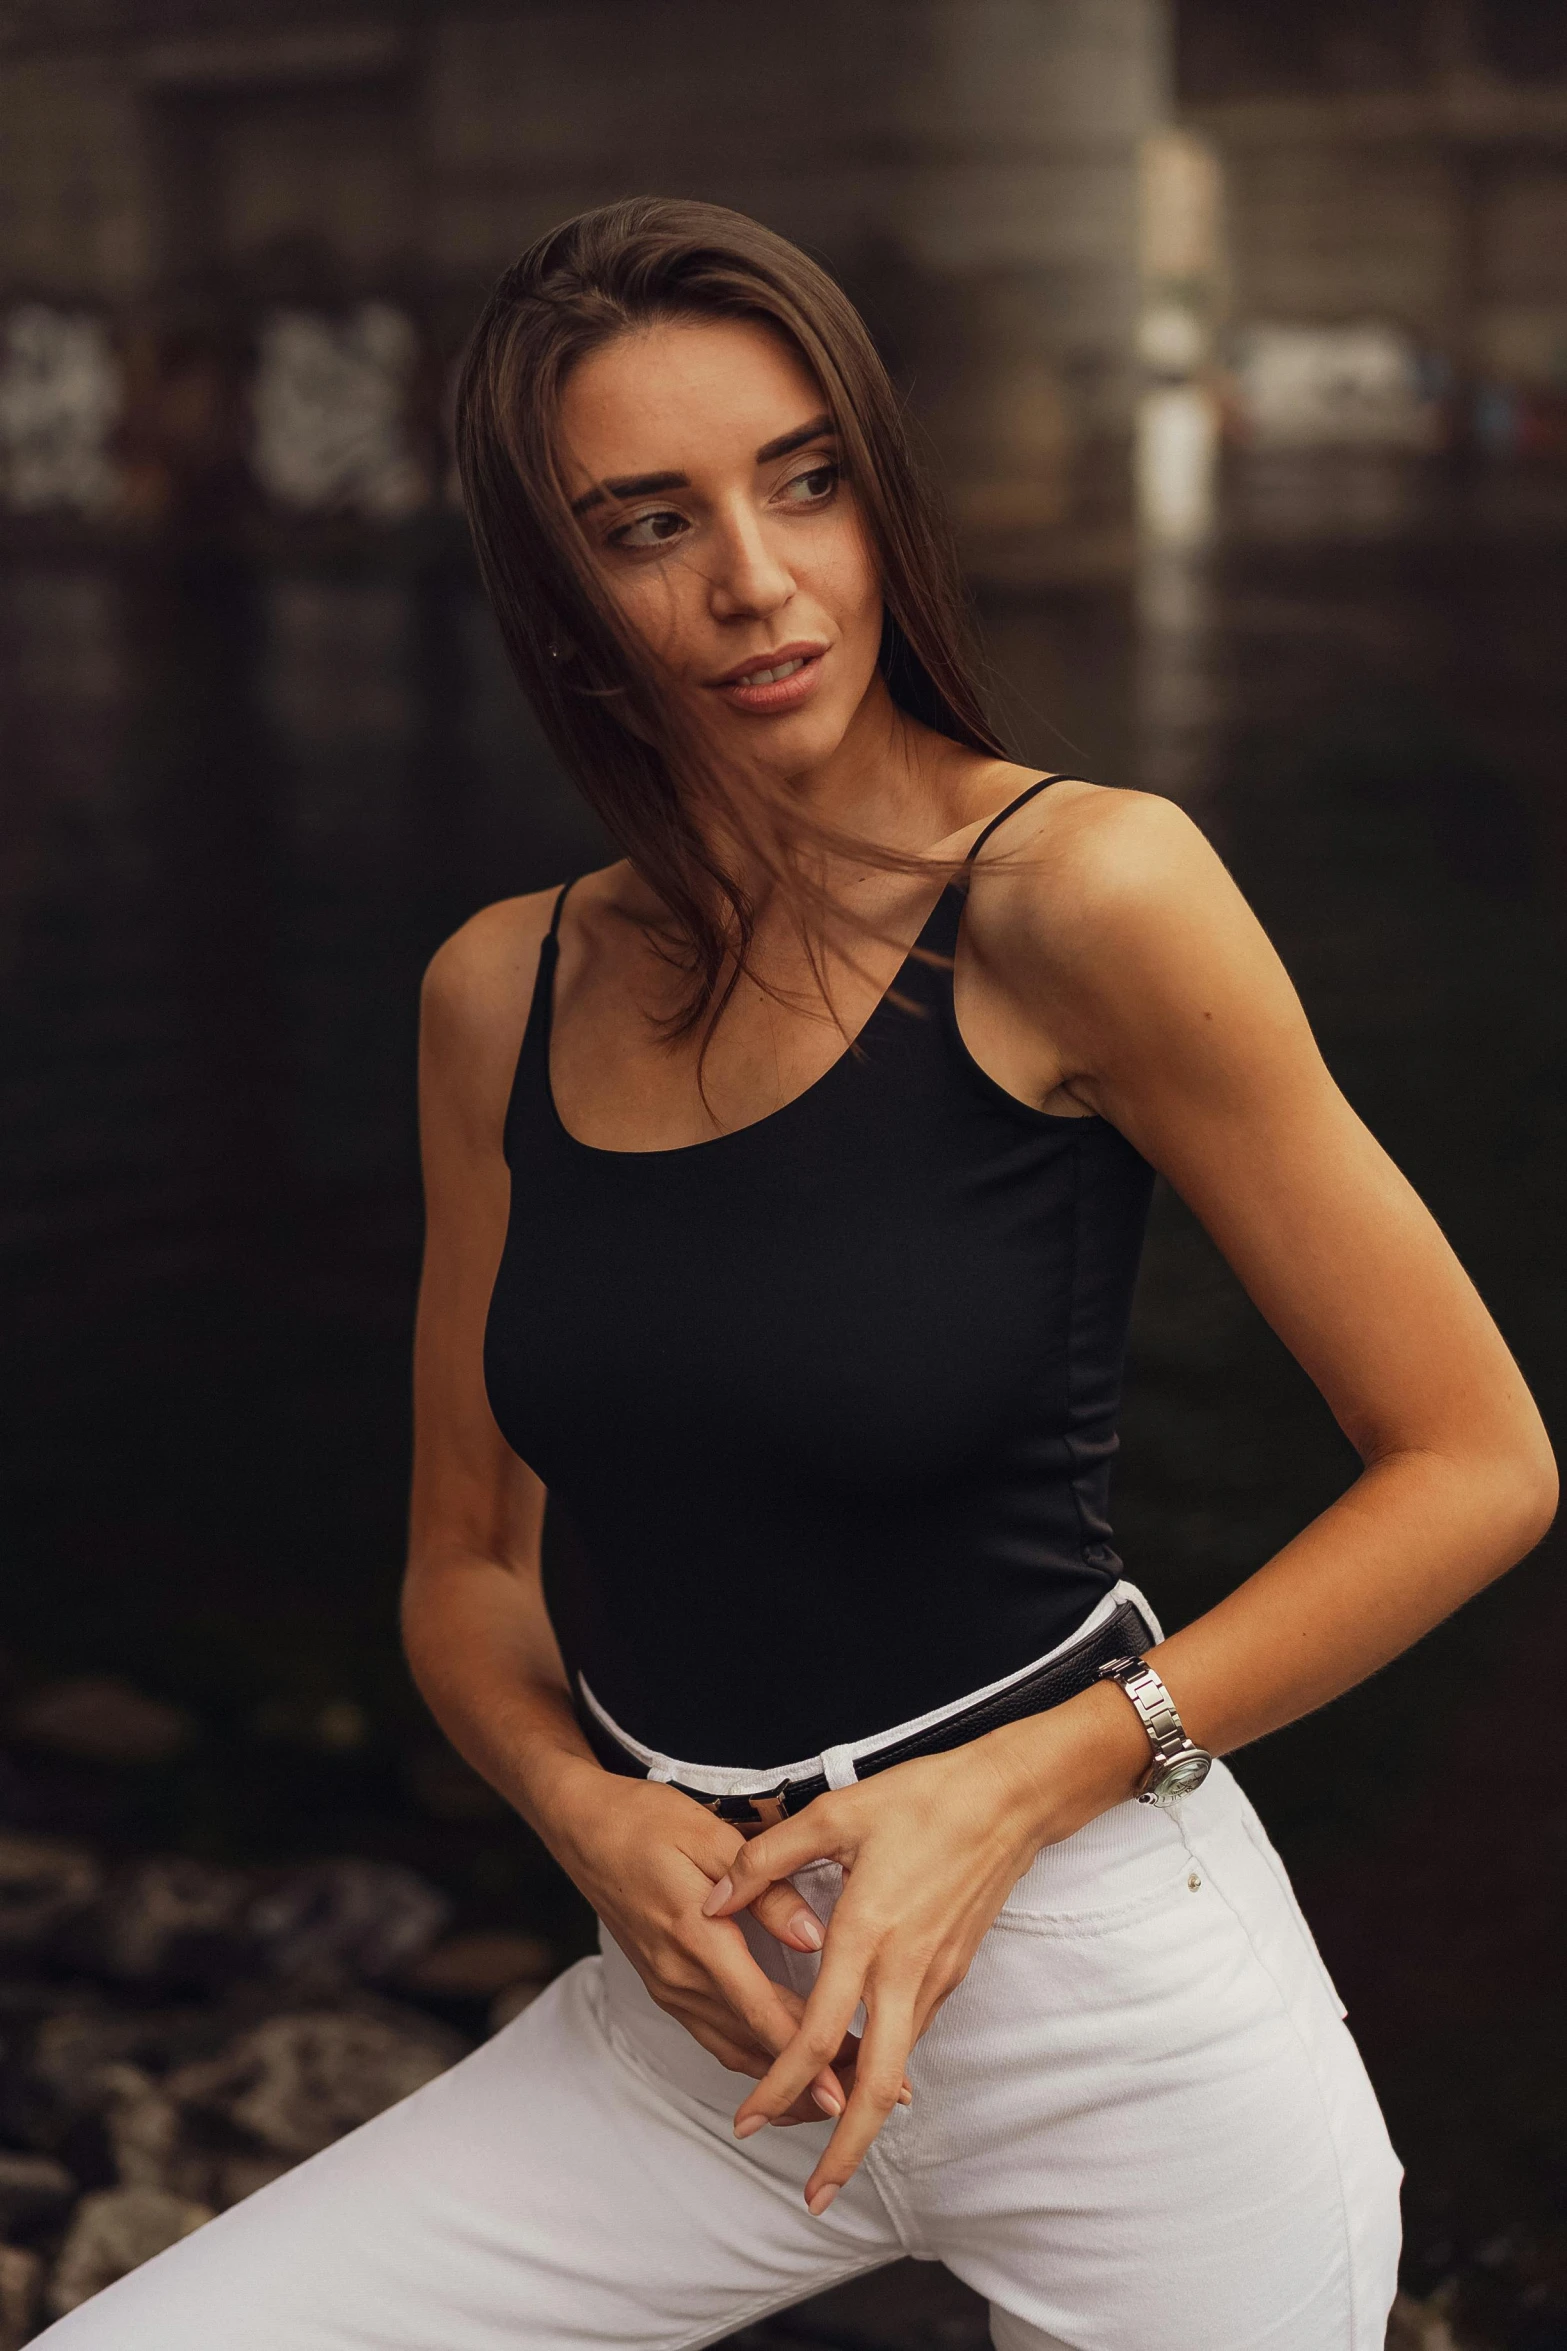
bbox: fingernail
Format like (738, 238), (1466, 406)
(791, 1909), (824, 1951)
(806, 2182), (839, 2218)
(898, 2086), (913, 2108)
(811, 2085), (842, 2117)
(701, 1875), (733, 1918)
(734, 2113), (766, 2139)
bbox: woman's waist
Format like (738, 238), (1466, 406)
(558, 1523), (1124, 1768)
(578, 1576), (1164, 1816)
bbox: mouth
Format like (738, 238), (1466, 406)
(707, 643), (828, 715)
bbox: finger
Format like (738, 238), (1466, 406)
(732, 1939), (869, 2135)
(748, 1878), (825, 1953)
(694, 1924), (848, 2120)
(703, 1810), (848, 1917)
(699, 1923), (808, 2050)
(689, 2025), (773, 2076)
(804, 1991), (917, 2214)
(831, 2034), (914, 2112)
(689, 2028), (839, 2120)
(677, 1996), (846, 2115)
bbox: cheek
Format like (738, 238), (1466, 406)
(606, 563), (704, 673)
(809, 516), (882, 641)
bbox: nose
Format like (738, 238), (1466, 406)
(705, 499), (794, 622)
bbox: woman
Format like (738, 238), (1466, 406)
(45, 199), (1554, 2351)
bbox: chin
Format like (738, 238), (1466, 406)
(739, 698), (859, 778)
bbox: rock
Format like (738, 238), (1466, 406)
(98, 2062), (200, 2198)
(247, 1860), (450, 1989)
(167, 2006), (463, 2159)
(47, 2186), (211, 2317)
(404, 1744), (510, 1821)
(250, 1696), (369, 1753)
(210, 2150), (295, 2210)
(64, 1857), (254, 1990)
(488, 1980), (547, 2034)
(14, 2003), (225, 2152)
(0, 2151), (74, 2237)
(8, 1679), (191, 1766)
(0, 2242), (42, 2351)
(1385, 2289), (1464, 2351)
(0, 1833), (101, 1959)
(403, 1930), (553, 2000)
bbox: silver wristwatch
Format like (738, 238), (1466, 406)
(1096, 1656), (1212, 1806)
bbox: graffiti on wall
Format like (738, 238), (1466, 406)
(252, 304), (428, 520)
(0, 309), (122, 513)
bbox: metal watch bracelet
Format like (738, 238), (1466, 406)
(1095, 1655), (1213, 1806)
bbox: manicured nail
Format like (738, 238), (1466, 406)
(806, 2182), (839, 2218)
(811, 2085), (842, 2117)
(701, 1876), (733, 1918)
(791, 1909), (824, 1951)
(734, 2114), (766, 2139)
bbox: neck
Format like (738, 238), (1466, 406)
(729, 677), (979, 904)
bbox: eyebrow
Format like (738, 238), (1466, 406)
(569, 412), (837, 517)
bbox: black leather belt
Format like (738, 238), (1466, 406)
(583, 1599), (1155, 1827)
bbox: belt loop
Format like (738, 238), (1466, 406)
(820, 1744), (858, 1791)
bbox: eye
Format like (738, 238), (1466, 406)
(608, 507), (689, 553)
(780, 461), (840, 507)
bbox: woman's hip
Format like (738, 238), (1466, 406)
(599, 1758), (1403, 2344)
(913, 1765), (1402, 2345)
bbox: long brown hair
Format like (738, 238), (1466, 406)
(455, 195), (1007, 1040)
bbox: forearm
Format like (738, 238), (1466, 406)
(988, 1437), (1554, 1848)
(400, 1546), (604, 1853)
(1150, 1440), (1553, 1759)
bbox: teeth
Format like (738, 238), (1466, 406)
(735, 657), (806, 687)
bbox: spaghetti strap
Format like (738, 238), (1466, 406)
(965, 773), (1075, 864)
(546, 879), (575, 942)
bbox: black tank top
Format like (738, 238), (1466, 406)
(484, 778), (1155, 1764)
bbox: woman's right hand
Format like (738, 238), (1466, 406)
(537, 1756), (858, 2122)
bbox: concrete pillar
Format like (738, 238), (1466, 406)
(0, 1), (1169, 575)
(888, 0), (1167, 578)
(0, 54), (154, 301)
(425, 0), (1168, 582)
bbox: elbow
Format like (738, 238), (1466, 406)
(1369, 1418), (1558, 1571)
(1509, 1431), (1559, 1558)
(1472, 1419), (1559, 1566)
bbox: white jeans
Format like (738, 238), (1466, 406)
(40, 1590), (1402, 2351)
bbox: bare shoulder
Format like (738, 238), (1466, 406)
(422, 888), (558, 1044)
(1003, 781), (1222, 915)
(417, 868), (634, 1155)
(969, 782), (1318, 1122)
(975, 782), (1254, 991)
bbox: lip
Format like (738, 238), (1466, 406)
(706, 641), (828, 715)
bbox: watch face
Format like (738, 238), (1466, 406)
(1156, 1752), (1212, 1802)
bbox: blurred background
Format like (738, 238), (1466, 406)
(1, 3), (1564, 2343)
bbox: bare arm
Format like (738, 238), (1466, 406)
(401, 893), (588, 1830)
(717, 787), (1556, 2207)
(996, 789), (1556, 1760)
(401, 893), (862, 2112)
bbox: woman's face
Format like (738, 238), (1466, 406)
(556, 314), (885, 778)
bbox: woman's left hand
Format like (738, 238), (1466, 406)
(702, 1682), (1147, 2214)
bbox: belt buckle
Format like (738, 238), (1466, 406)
(703, 1779), (792, 1829)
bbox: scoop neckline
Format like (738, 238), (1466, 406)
(539, 883), (957, 1161)
(538, 880), (1103, 1161)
